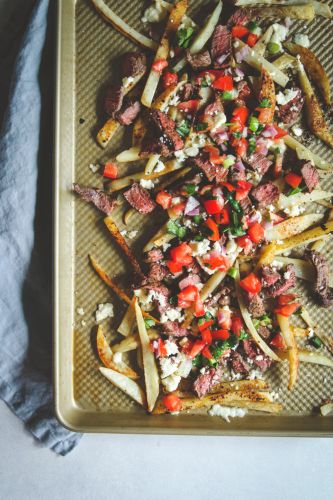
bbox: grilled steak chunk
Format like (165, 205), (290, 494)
(116, 98), (141, 125)
(210, 25), (231, 67)
(186, 49), (212, 70)
(245, 153), (273, 176)
(144, 249), (164, 263)
(124, 182), (156, 214)
(242, 340), (272, 371)
(277, 88), (304, 126)
(246, 292), (266, 318)
(301, 162), (319, 192)
(140, 109), (184, 157)
(251, 181), (279, 206)
(105, 84), (124, 116)
(230, 351), (250, 375)
(122, 51), (146, 78)
(261, 265), (280, 287)
(194, 153), (228, 183)
(227, 8), (250, 27)
(193, 366), (223, 397)
(229, 160), (246, 182)
(73, 184), (116, 215)
(266, 264), (296, 297)
(306, 250), (333, 307)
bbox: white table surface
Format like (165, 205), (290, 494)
(1, 400), (332, 500)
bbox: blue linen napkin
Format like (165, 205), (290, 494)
(0, 0), (82, 455)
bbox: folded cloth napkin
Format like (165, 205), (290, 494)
(0, 0), (82, 455)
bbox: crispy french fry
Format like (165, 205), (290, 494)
(209, 379), (269, 394)
(112, 329), (160, 353)
(143, 222), (175, 252)
(272, 53), (296, 71)
(254, 25), (273, 57)
(300, 308), (333, 356)
(297, 59), (333, 149)
(284, 135), (333, 170)
(234, 0), (332, 19)
(89, 254), (132, 305)
(278, 191), (333, 210)
(235, 262), (281, 362)
(153, 390), (282, 414)
(259, 69), (276, 123)
(234, 40), (288, 87)
(97, 119), (121, 149)
(96, 326), (139, 378)
(156, 167), (192, 191)
(285, 42), (331, 105)
(91, 0), (158, 50)
(246, 5), (315, 20)
(116, 146), (141, 162)
(279, 348), (333, 369)
(277, 315), (299, 390)
(104, 216), (145, 279)
(173, 1), (222, 73)
(123, 207), (136, 225)
(265, 214), (323, 242)
(100, 367), (146, 406)
(274, 256), (314, 281)
(142, 0), (189, 107)
(118, 302), (136, 336)
(292, 326), (310, 338)
(135, 299), (160, 412)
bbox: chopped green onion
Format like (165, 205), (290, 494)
(167, 219), (187, 239)
(249, 115), (260, 133)
(233, 131), (243, 139)
(239, 330), (249, 340)
(259, 98), (271, 108)
(248, 136), (256, 155)
(222, 91), (233, 100)
(196, 122), (208, 132)
(177, 27), (194, 49)
(287, 186), (304, 197)
(169, 295), (178, 306)
(185, 183), (196, 195)
(223, 155), (236, 169)
(193, 215), (202, 225)
(267, 42), (281, 55)
(144, 318), (155, 329)
(193, 234), (204, 241)
(309, 335), (322, 349)
(228, 267), (237, 279)
(201, 76), (212, 87)
(247, 20), (258, 33)
(176, 120), (190, 138)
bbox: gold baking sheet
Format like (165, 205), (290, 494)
(55, 0), (333, 434)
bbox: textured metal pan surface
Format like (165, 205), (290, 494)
(55, 0), (333, 434)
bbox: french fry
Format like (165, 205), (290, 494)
(173, 1), (222, 73)
(320, 402), (333, 416)
(123, 207), (136, 225)
(234, 40), (288, 87)
(156, 167), (192, 191)
(112, 329), (160, 353)
(104, 216), (145, 279)
(246, 5), (315, 20)
(234, 0), (332, 18)
(141, 0), (189, 107)
(153, 390), (283, 414)
(209, 379), (270, 394)
(272, 53), (296, 71)
(116, 146), (141, 162)
(274, 256), (314, 281)
(284, 135), (333, 170)
(254, 25), (273, 57)
(96, 326), (139, 379)
(285, 42), (331, 105)
(279, 348), (333, 369)
(134, 299), (160, 412)
(89, 254), (132, 305)
(300, 308), (333, 356)
(259, 69), (276, 123)
(100, 367), (146, 406)
(277, 315), (299, 390)
(292, 326), (310, 338)
(235, 262), (281, 362)
(265, 214), (323, 242)
(97, 119), (121, 149)
(91, 0), (158, 50)
(297, 59), (333, 149)
(278, 191), (333, 210)
(132, 115), (147, 147)
(143, 222), (175, 252)
(118, 302), (136, 336)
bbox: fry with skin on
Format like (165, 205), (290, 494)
(259, 69), (276, 123)
(234, 1), (332, 19)
(100, 367), (146, 406)
(96, 326), (139, 378)
(245, 4), (315, 20)
(277, 315), (299, 390)
(254, 25), (273, 57)
(112, 329), (159, 353)
(284, 135), (333, 170)
(278, 349), (333, 369)
(265, 214), (323, 242)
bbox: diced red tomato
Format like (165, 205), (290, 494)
(201, 329), (213, 345)
(246, 33), (258, 47)
(181, 339), (194, 355)
(204, 255), (230, 271)
(270, 333), (286, 350)
(178, 285), (198, 303)
(198, 320), (214, 332)
(231, 25), (249, 39)
(188, 339), (206, 359)
(157, 338), (167, 358)
(247, 222), (265, 244)
(285, 172), (302, 189)
(194, 296), (205, 318)
(177, 99), (200, 113)
(232, 106), (249, 125)
(274, 302), (301, 317)
(152, 58), (168, 72)
(236, 235), (253, 254)
(277, 294), (297, 306)
(257, 107), (272, 124)
(235, 180), (252, 201)
(203, 145), (225, 165)
(240, 273), (262, 294)
(235, 137), (248, 157)
(231, 316), (243, 336)
(203, 199), (224, 215)
(205, 217), (220, 241)
(166, 260), (183, 274)
(212, 75), (233, 92)
(168, 201), (186, 218)
(215, 208), (230, 225)
(202, 346), (214, 360)
(272, 125), (288, 139)
(221, 182), (235, 192)
(170, 243), (193, 265)
(156, 190), (172, 209)
(162, 71), (178, 88)
(211, 329), (230, 341)
(163, 393), (182, 412)
(103, 162), (118, 179)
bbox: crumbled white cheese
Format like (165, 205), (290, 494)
(95, 302), (114, 322)
(226, 239), (237, 255)
(122, 76), (134, 88)
(308, 328), (315, 338)
(190, 239), (211, 257)
(276, 88), (299, 106)
(208, 405), (248, 422)
(175, 354), (192, 378)
(284, 205), (305, 217)
(284, 271), (291, 280)
(113, 352), (122, 364)
(160, 308), (184, 324)
(162, 242), (171, 252)
(154, 160), (165, 173)
(169, 49), (175, 58)
(248, 369), (263, 380)
(77, 307), (85, 316)
(164, 340), (179, 356)
(159, 356), (180, 378)
(142, 2), (168, 23)
(140, 179), (155, 190)
(211, 111), (227, 132)
(174, 150), (187, 163)
(120, 229), (127, 237)
(185, 146), (200, 157)
(294, 33), (310, 48)
(272, 259), (283, 269)
(291, 125), (303, 137)
(162, 374), (181, 392)
(88, 163), (99, 173)
(128, 230), (138, 239)
(271, 23), (288, 50)
(169, 94), (180, 106)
